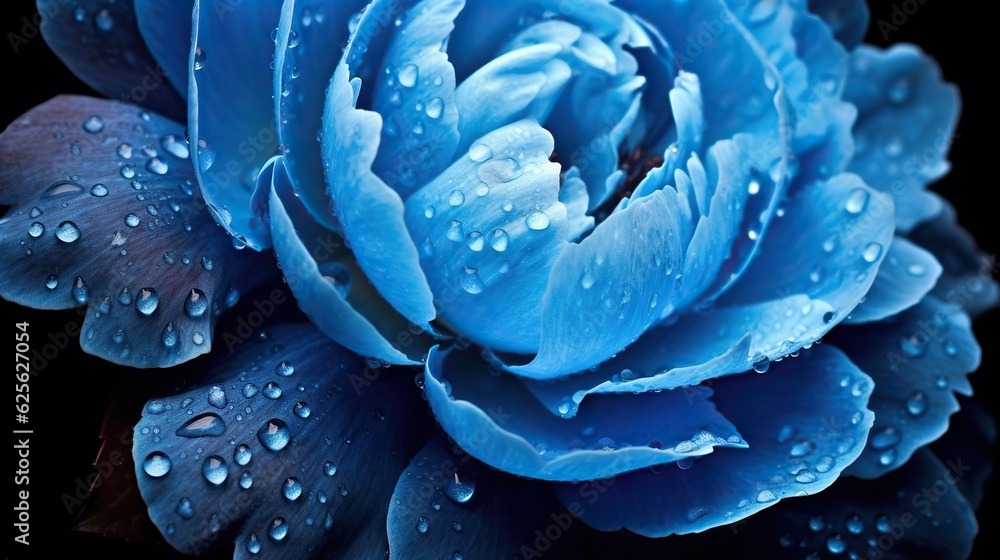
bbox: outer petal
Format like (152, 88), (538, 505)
(0, 96), (269, 367)
(321, 61), (437, 331)
(386, 434), (584, 559)
(836, 298), (980, 478)
(845, 236), (942, 324)
(133, 323), (430, 559)
(266, 157), (432, 365)
(805, 0), (870, 49)
(555, 345), (874, 536)
(845, 44), (959, 231)
(36, 0), (186, 120)
(188, 0), (282, 250)
(424, 346), (747, 482)
(134, 0), (195, 102)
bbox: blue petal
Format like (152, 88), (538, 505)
(455, 42), (573, 155)
(559, 167), (596, 240)
(134, 0), (194, 103)
(806, 0), (870, 49)
(266, 158), (431, 365)
(366, 0), (463, 199)
(844, 44), (959, 231)
(836, 297), (980, 479)
(909, 199), (999, 319)
(555, 345), (874, 537)
(386, 434), (585, 558)
(716, 172), (895, 343)
(0, 96), (270, 367)
(404, 119), (568, 353)
(188, 0), (282, 250)
(321, 61), (437, 330)
(133, 324), (429, 559)
(507, 186), (689, 378)
(845, 236), (942, 324)
(273, 0), (370, 233)
(36, 0), (186, 120)
(424, 346), (746, 481)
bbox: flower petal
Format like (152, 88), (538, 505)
(909, 199), (999, 319)
(0, 95), (269, 367)
(845, 236), (942, 324)
(424, 345), (746, 481)
(369, 0), (463, 199)
(507, 186), (688, 378)
(134, 0), (194, 103)
(404, 119), (569, 353)
(835, 298), (980, 478)
(36, 0), (186, 120)
(386, 434), (585, 558)
(266, 157), (433, 366)
(132, 323), (430, 558)
(321, 61), (437, 330)
(845, 44), (959, 231)
(555, 344), (874, 536)
(806, 0), (870, 49)
(272, 0), (370, 233)
(188, 0), (282, 250)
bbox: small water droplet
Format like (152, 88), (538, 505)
(71, 277), (89, 304)
(283, 477), (302, 500)
(756, 489), (777, 503)
(82, 115), (105, 133)
(870, 426), (901, 450)
(258, 419), (291, 451)
(324, 461), (337, 476)
(443, 470), (476, 504)
(28, 222), (44, 238)
(461, 267), (484, 294)
(176, 498), (194, 519)
(268, 518), (288, 541)
(185, 288), (209, 317)
(465, 231), (485, 251)
(686, 506), (711, 523)
(194, 47), (207, 70)
(449, 190), (465, 206)
(398, 64), (419, 87)
(469, 143), (493, 162)
(846, 514), (864, 535)
(55, 221), (81, 243)
(202, 455), (228, 485)
(526, 211), (550, 230)
(416, 515), (429, 533)
(862, 242), (883, 263)
(136, 287), (159, 315)
(208, 385), (227, 408)
(905, 391), (927, 416)
(234, 444), (252, 466)
(293, 401), (311, 418)
(263, 382), (282, 399)
(753, 357), (770, 373)
(426, 97), (444, 119)
(845, 188), (870, 215)
(246, 533), (261, 554)
(125, 213), (140, 227)
(827, 534), (846, 555)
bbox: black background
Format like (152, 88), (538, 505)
(2, 1), (997, 559)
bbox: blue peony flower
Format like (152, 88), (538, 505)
(1, 0), (996, 558)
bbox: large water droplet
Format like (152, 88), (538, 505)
(177, 413), (226, 438)
(845, 188), (870, 215)
(324, 461), (337, 476)
(293, 401), (311, 418)
(426, 97), (444, 119)
(862, 242), (883, 263)
(398, 64), (418, 87)
(870, 426), (901, 450)
(443, 470), (475, 504)
(753, 357), (770, 373)
(526, 211), (550, 230)
(468, 143), (493, 162)
(263, 382), (282, 399)
(160, 135), (190, 159)
(465, 231), (485, 252)
(196, 138), (216, 172)
(257, 419), (291, 451)
(283, 477), (302, 500)
(181, 288), (209, 318)
(268, 518), (288, 541)
(208, 385), (227, 408)
(846, 514), (865, 535)
(827, 534), (846, 555)
(202, 455), (229, 485)
(143, 451), (171, 477)
(55, 221), (81, 243)
(246, 533), (261, 554)
(906, 391), (927, 416)
(28, 222), (44, 238)
(234, 444), (252, 466)
(449, 190), (465, 207)
(45, 275), (59, 290)
(125, 213), (140, 227)
(194, 47), (208, 70)
(460, 267), (484, 294)
(136, 287), (159, 315)
(756, 489), (777, 503)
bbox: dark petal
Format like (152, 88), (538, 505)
(845, 236), (942, 324)
(36, 0), (186, 120)
(928, 396), (996, 510)
(424, 345), (745, 481)
(273, 0), (370, 232)
(386, 433), (584, 559)
(0, 96), (269, 367)
(132, 323), (431, 559)
(833, 298), (980, 479)
(134, 0), (195, 102)
(845, 45), (959, 232)
(555, 345), (874, 536)
(806, 0), (870, 49)
(187, 0), (283, 250)
(267, 157), (434, 365)
(908, 199), (999, 319)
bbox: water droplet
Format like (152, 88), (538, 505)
(268, 518), (288, 541)
(136, 287), (159, 315)
(177, 413), (226, 437)
(293, 401), (311, 418)
(876, 515), (892, 534)
(398, 64), (419, 87)
(125, 213), (140, 227)
(452, 521), (462, 532)
(862, 242), (883, 263)
(461, 267), (484, 294)
(90, 183), (109, 197)
(879, 449), (898, 466)
(258, 419), (291, 451)
(239, 471), (253, 489)
(887, 77), (911, 105)
(120, 165), (136, 179)
(201, 256), (214, 271)
(777, 425), (795, 443)
(468, 143), (493, 162)
(898, 335), (926, 358)
(234, 444), (252, 466)
(756, 489), (777, 503)
(823, 311), (835, 324)
(208, 385), (227, 408)
(246, 533), (261, 554)
(185, 288), (209, 317)
(943, 339), (958, 357)
(846, 514), (865, 535)
(426, 97), (444, 119)
(45, 275), (58, 290)
(283, 477), (302, 500)
(416, 516), (429, 533)
(795, 470), (817, 483)
(196, 138), (216, 172)
(324, 462), (337, 476)
(176, 498), (194, 519)
(194, 47), (207, 70)
(55, 221), (81, 243)
(28, 222), (44, 238)
(790, 440), (816, 458)
(486, 229), (510, 252)
(827, 534), (846, 554)
(905, 391), (927, 416)
(202, 455), (229, 485)
(753, 357), (770, 373)
(845, 188), (870, 215)
(449, 190), (465, 206)
(465, 231), (484, 251)
(526, 211), (550, 230)
(443, 470), (475, 504)
(82, 115), (105, 133)
(686, 506), (711, 523)
(870, 426), (901, 450)
(143, 452), (171, 477)
(71, 277), (89, 304)
(263, 382), (282, 399)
